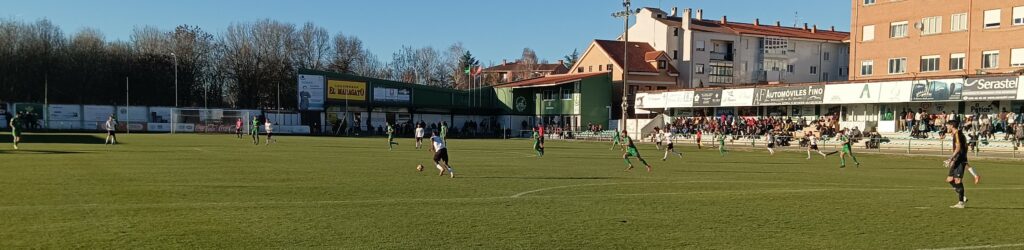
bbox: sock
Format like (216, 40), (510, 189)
(968, 167), (978, 177)
(663, 151), (669, 159)
(623, 158), (632, 166)
(436, 164), (444, 171)
(840, 157), (846, 166)
(807, 151), (811, 158)
(851, 155), (860, 164)
(639, 158), (649, 166)
(447, 167), (453, 173)
(955, 182), (966, 202)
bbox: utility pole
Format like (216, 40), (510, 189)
(612, 0), (636, 134)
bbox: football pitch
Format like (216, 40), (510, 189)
(1, 133), (1023, 249)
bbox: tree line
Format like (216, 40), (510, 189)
(0, 18), (483, 109)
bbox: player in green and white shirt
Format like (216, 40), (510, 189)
(610, 130), (625, 151)
(716, 131), (727, 156)
(387, 122), (398, 151)
(250, 116), (260, 145)
(621, 130), (652, 172)
(440, 122), (448, 143)
(836, 130), (861, 168)
(9, 113), (21, 150)
(532, 127), (544, 157)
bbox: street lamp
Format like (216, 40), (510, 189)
(611, 0), (638, 134)
(171, 52), (178, 107)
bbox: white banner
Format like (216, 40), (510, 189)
(147, 123), (171, 132)
(664, 91), (694, 108)
(47, 104), (82, 121)
(372, 87), (412, 103)
(644, 93), (666, 109)
(878, 81), (912, 103)
(83, 105), (115, 122)
(117, 106), (149, 123)
(720, 88), (755, 107)
(1018, 76), (1024, 100)
(297, 74), (325, 110)
(634, 93), (648, 109)
(824, 83), (881, 104)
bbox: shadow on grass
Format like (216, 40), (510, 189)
(965, 207), (1024, 210)
(0, 134), (107, 144)
(0, 149), (84, 154)
(464, 176), (625, 180)
(683, 170), (806, 174)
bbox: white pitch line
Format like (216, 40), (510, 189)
(917, 243), (1024, 250)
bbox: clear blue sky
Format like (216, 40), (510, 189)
(3, 0), (850, 65)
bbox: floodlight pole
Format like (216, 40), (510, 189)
(171, 52), (178, 108)
(612, 0), (634, 134)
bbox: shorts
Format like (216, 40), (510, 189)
(666, 143), (674, 150)
(433, 148), (449, 163)
(841, 145), (852, 153)
(810, 145), (819, 150)
(627, 147), (640, 157)
(12, 130), (20, 137)
(107, 130), (116, 136)
(948, 159), (967, 178)
(767, 143), (775, 148)
(236, 128), (242, 133)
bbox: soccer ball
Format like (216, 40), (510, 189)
(416, 164), (424, 172)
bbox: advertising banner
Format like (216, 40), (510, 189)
(642, 92), (666, 109)
(372, 87), (412, 103)
(327, 80), (367, 101)
(297, 74), (326, 110)
(754, 85), (825, 105)
(83, 105), (115, 122)
(634, 93), (648, 109)
(878, 81), (912, 103)
(720, 88), (755, 107)
(1018, 76), (1024, 100)
(117, 106), (149, 123)
(963, 76), (1018, 101)
(693, 90), (723, 107)
(48, 104), (82, 121)
(823, 83), (880, 104)
(664, 91), (694, 108)
(911, 79), (963, 102)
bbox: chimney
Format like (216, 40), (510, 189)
(776, 21), (781, 27)
(503, 59), (508, 65)
(721, 16), (727, 24)
(830, 26), (835, 32)
(812, 24), (817, 33)
(803, 23), (809, 30)
(671, 7), (678, 17)
(754, 18), (760, 26)
(682, 8), (692, 30)
(696, 9), (703, 20)
(557, 59), (564, 66)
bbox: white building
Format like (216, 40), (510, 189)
(626, 7), (851, 88)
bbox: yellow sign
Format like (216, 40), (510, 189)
(327, 80), (367, 101)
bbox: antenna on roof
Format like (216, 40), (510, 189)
(793, 11), (801, 28)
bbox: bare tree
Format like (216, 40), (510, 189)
(329, 32), (363, 73)
(513, 47), (539, 81)
(294, 22), (330, 71)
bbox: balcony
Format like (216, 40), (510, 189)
(709, 52), (733, 61)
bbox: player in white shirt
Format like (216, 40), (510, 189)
(264, 122), (275, 145)
(653, 127), (663, 150)
(661, 130), (683, 161)
(430, 130), (455, 178)
(414, 123), (425, 149)
(104, 115), (118, 145)
(806, 132), (827, 159)
(765, 131), (776, 155)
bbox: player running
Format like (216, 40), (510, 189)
(532, 126), (545, 157)
(387, 122), (398, 151)
(414, 123), (425, 149)
(716, 131), (727, 156)
(235, 118), (244, 139)
(439, 122), (448, 143)
(621, 130), (652, 172)
(265, 122), (275, 145)
(765, 131), (776, 156)
(429, 130), (455, 178)
(653, 127), (663, 150)
(104, 115), (118, 145)
(945, 120), (969, 208)
(833, 130), (861, 168)
(661, 129), (683, 161)
(250, 116), (260, 145)
(610, 129), (625, 151)
(806, 132), (827, 159)
(9, 112), (21, 149)
(695, 129), (703, 150)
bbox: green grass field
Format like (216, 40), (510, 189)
(1, 133), (1023, 249)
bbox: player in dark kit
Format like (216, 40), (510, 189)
(945, 120), (969, 208)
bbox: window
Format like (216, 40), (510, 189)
(823, 52), (831, 61)
(823, 72), (830, 81)
(888, 58), (907, 74)
(577, 67), (583, 73)
(983, 50), (999, 69)
(864, 0), (875, 5)
(950, 53), (965, 71)
(1014, 6), (1024, 25)
(673, 50), (678, 59)
(606, 64), (613, 71)
(657, 60), (667, 69)
(862, 25), (875, 41)
(598, 65), (603, 71)
(673, 28), (679, 36)
(1012, 48), (1024, 67)
(786, 64), (794, 73)
(861, 60), (874, 76)
(588, 66), (593, 72)
(544, 90), (556, 100)
(696, 40), (705, 51)
(890, 21), (908, 38)
(695, 64), (705, 74)
(840, 67), (847, 77)
(921, 16), (942, 35)
(920, 55), (940, 72)
(984, 9), (1001, 28)
(951, 13), (968, 32)
(562, 89), (572, 100)
(810, 66), (818, 75)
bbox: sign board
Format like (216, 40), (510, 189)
(878, 81), (912, 103)
(664, 91), (693, 108)
(823, 83), (880, 104)
(720, 88), (755, 107)
(754, 85), (825, 105)
(911, 79), (963, 102)
(83, 105), (115, 122)
(117, 106), (149, 123)
(297, 74), (326, 110)
(327, 80), (367, 101)
(692, 90), (723, 107)
(963, 76), (1018, 101)
(48, 104), (82, 121)
(1018, 76), (1024, 100)
(634, 93), (648, 109)
(643, 92), (666, 109)
(372, 87), (412, 103)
